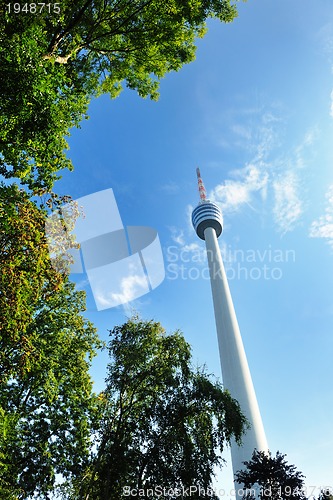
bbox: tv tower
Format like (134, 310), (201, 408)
(192, 168), (268, 494)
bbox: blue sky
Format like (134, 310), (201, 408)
(55, 0), (333, 494)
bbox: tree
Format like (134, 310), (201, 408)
(65, 317), (247, 500)
(0, 184), (80, 380)
(235, 450), (306, 500)
(318, 489), (333, 500)
(1, 0), (239, 191)
(0, 184), (102, 499)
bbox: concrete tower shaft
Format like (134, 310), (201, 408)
(191, 171), (268, 494)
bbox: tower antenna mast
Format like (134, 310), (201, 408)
(196, 167), (207, 202)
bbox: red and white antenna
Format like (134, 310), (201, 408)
(196, 167), (207, 202)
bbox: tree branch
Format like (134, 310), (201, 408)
(45, 0), (94, 56)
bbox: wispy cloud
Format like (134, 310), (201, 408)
(165, 238), (206, 266)
(208, 119), (315, 231)
(95, 273), (149, 310)
(169, 226), (185, 245)
(111, 274), (148, 304)
(272, 172), (303, 234)
(210, 164), (269, 213)
(182, 242), (208, 266)
(185, 95), (318, 237)
(201, 104), (279, 215)
(309, 185), (333, 249)
(294, 128), (318, 169)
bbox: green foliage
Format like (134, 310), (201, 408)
(69, 317), (247, 500)
(0, 16), (90, 192)
(0, 184), (63, 357)
(0, 3), (242, 493)
(1, 0), (239, 191)
(0, 184), (102, 498)
(235, 450), (307, 500)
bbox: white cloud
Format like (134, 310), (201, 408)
(210, 164), (269, 213)
(294, 127), (318, 169)
(169, 226), (185, 245)
(303, 129), (317, 147)
(330, 90), (333, 118)
(185, 100), (318, 235)
(96, 273), (148, 308)
(272, 172), (303, 234)
(207, 125), (314, 231)
(309, 185), (333, 248)
(166, 229), (207, 267)
(181, 242), (201, 253)
(181, 242), (207, 265)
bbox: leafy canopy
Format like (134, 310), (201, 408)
(66, 318), (247, 500)
(0, 184), (102, 499)
(235, 450), (307, 500)
(1, 0), (239, 191)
